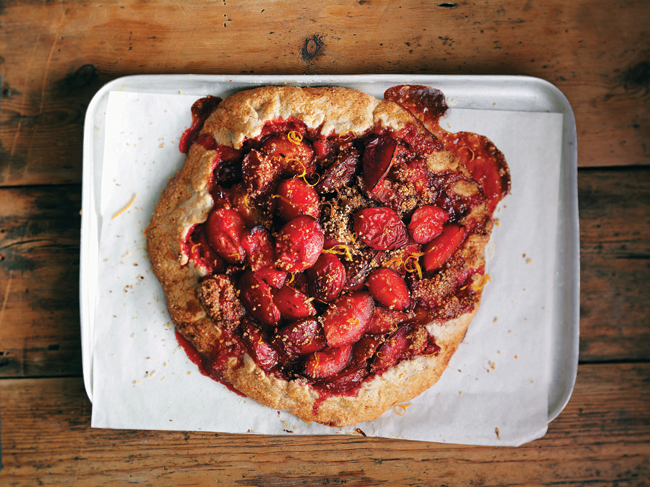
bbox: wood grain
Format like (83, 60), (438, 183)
(578, 167), (650, 362)
(1, 0), (649, 187)
(0, 168), (648, 378)
(0, 185), (82, 378)
(1, 363), (648, 485)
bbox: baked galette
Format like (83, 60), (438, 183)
(147, 84), (510, 426)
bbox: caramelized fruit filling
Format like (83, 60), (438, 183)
(177, 86), (509, 399)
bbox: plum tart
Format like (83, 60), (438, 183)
(147, 85), (510, 427)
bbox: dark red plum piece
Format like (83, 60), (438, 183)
(354, 207), (409, 251)
(238, 270), (281, 326)
(275, 216), (325, 273)
(321, 292), (374, 347)
(307, 253), (346, 302)
(371, 323), (428, 372)
(362, 135), (397, 192)
(260, 133), (315, 177)
(241, 318), (279, 372)
(408, 205), (449, 245)
(273, 285), (317, 321)
(421, 224), (466, 272)
(274, 178), (320, 222)
(315, 148), (360, 195)
(367, 267), (411, 311)
(206, 208), (247, 264)
(273, 318), (326, 357)
(366, 306), (411, 335)
(304, 345), (353, 379)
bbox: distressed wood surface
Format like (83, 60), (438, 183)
(1, 0), (649, 187)
(1, 168), (648, 379)
(1, 364), (649, 485)
(0, 185), (82, 377)
(578, 167), (650, 362)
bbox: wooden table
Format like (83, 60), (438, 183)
(1, 1), (649, 484)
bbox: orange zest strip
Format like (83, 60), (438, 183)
(285, 157), (306, 177)
(383, 255), (404, 268)
(190, 243), (201, 254)
(142, 225), (150, 238)
(242, 193), (252, 208)
(339, 130), (354, 140)
(288, 131), (303, 145)
(404, 257), (423, 280)
(112, 193), (137, 220)
(287, 273), (295, 284)
(403, 252), (425, 280)
(458, 146), (475, 162)
(322, 244), (353, 262)
(471, 274), (491, 292)
(305, 172), (321, 187)
(394, 403), (412, 416)
(286, 158), (320, 187)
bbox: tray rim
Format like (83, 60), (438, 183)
(81, 73), (579, 425)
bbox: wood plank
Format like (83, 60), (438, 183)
(1, 363), (648, 485)
(0, 168), (648, 378)
(1, 1), (649, 187)
(578, 168), (650, 362)
(0, 185), (82, 378)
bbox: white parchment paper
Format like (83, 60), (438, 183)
(90, 90), (563, 446)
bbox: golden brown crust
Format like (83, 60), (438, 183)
(148, 85), (493, 426)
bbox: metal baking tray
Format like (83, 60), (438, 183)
(81, 74), (579, 423)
